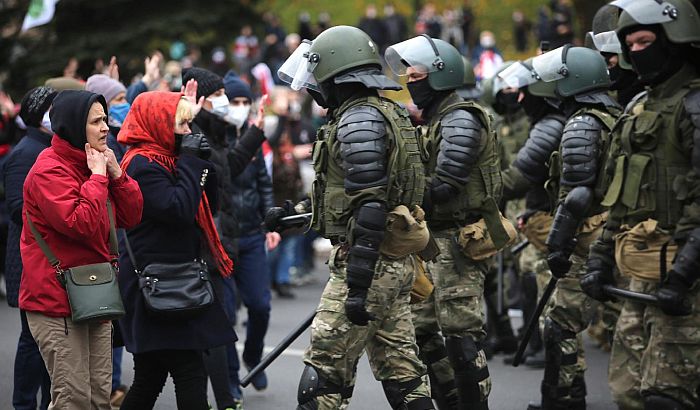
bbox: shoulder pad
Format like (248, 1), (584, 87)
(560, 114), (603, 186)
(441, 109), (484, 138)
(564, 113), (604, 133)
(337, 105), (386, 143)
(513, 114), (565, 184)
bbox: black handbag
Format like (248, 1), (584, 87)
(26, 200), (125, 323)
(123, 232), (214, 319)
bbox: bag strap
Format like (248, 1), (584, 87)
(26, 198), (118, 271)
(121, 230), (141, 274)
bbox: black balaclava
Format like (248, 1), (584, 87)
(623, 25), (685, 86)
(601, 52), (645, 107)
(50, 90), (107, 149)
(521, 87), (554, 122)
(494, 90), (521, 115)
(319, 80), (370, 109)
(406, 77), (434, 110)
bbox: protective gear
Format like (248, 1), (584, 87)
(347, 202), (387, 289)
(560, 115), (604, 186)
(642, 394), (687, 410)
(429, 178), (457, 203)
(461, 56), (477, 87)
(40, 110), (53, 134)
(297, 365), (354, 408)
(333, 67), (402, 91)
(546, 187), (594, 277)
(345, 287), (376, 325)
(529, 46), (611, 98)
(513, 114), (566, 185)
(382, 378), (435, 410)
(445, 336), (490, 409)
(657, 273), (693, 316)
(494, 90), (520, 115)
(386, 35), (465, 91)
(628, 30), (686, 85)
(264, 200), (298, 232)
(417, 341), (459, 410)
(337, 105), (388, 191)
(520, 90), (554, 122)
(437, 108), (483, 185)
(540, 318), (581, 410)
(407, 78), (436, 110)
(613, 0), (700, 45)
(207, 94), (230, 117)
(311, 95), (424, 241)
(108, 102), (130, 126)
(580, 255), (616, 302)
(179, 133), (211, 159)
(225, 104), (250, 128)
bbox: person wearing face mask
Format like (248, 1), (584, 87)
(580, 1), (700, 409)
(387, 35), (510, 410)
(221, 70), (279, 406)
(472, 31), (504, 82)
(4, 86), (57, 410)
(21, 90), (143, 410)
(86, 74), (130, 164)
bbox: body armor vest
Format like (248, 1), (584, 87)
(602, 66), (700, 229)
(310, 95), (425, 240)
(424, 95), (507, 242)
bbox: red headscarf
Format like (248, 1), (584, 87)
(118, 91), (233, 277)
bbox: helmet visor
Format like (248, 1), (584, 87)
(532, 46), (568, 82)
(610, 0), (677, 25)
(590, 31), (622, 53)
(277, 40), (319, 91)
(498, 62), (539, 89)
(385, 36), (444, 76)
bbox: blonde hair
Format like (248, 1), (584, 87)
(175, 97), (194, 128)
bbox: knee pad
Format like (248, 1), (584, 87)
(382, 378), (434, 410)
(297, 365), (353, 407)
(445, 335), (480, 368)
(543, 318), (576, 348)
(643, 394), (687, 410)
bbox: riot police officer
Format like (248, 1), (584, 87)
(582, 0), (700, 408)
(386, 35), (509, 410)
(267, 25), (434, 410)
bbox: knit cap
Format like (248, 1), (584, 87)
(223, 70), (253, 102)
(182, 67), (224, 100)
(85, 74), (127, 104)
(19, 86), (57, 128)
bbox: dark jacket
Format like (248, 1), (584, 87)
(3, 127), (52, 307)
(118, 154), (235, 353)
(228, 125), (274, 237)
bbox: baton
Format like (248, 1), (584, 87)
(602, 285), (660, 306)
(496, 251), (504, 316)
(280, 213), (312, 225)
(513, 277), (558, 367)
(240, 310), (316, 387)
(510, 239), (530, 255)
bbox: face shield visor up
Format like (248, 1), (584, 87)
(278, 40), (320, 91)
(498, 61), (540, 90)
(385, 35), (445, 76)
(610, 0), (678, 25)
(532, 45), (570, 83)
(590, 30), (623, 54)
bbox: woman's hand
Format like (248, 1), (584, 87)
(85, 144), (107, 176)
(266, 231), (281, 250)
(104, 148), (123, 179)
(181, 79), (205, 118)
(141, 54), (161, 86)
(107, 56), (119, 81)
(254, 94), (269, 129)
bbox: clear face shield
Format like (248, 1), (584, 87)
(497, 62), (540, 89)
(610, 0), (679, 24)
(589, 30), (623, 54)
(385, 35), (445, 76)
(531, 45), (570, 83)
(277, 40), (320, 91)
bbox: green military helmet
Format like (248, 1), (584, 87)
(585, 4), (632, 69)
(480, 74), (497, 107)
(462, 56), (476, 87)
(529, 45), (611, 98)
(614, 0), (700, 44)
(385, 35), (464, 90)
(278, 26), (382, 90)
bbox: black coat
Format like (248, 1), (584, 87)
(3, 127), (52, 307)
(118, 153), (235, 354)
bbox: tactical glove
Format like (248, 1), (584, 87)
(345, 287), (376, 326)
(264, 200), (297, 232)
(547, 237), (577, 279)
(657, 272), (693, 316)
(580, 256), (615, 302)
(180, 133), (211, 159)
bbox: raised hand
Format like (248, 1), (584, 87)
(104, 147), (122, 179)
(141, 54), (162, 86)
(254, 94), (269, 129)
(107, 56), (119, 80)
(85, 144), (107, 176)
(181, 79), (205, 118)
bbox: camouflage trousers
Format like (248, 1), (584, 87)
(609, 278), (700, 409)
(542, 253), (598, 398)
(303, 245), (431, 409)
(411, 229), (491, 403)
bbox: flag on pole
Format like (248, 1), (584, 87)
(21, 0), (59, 32)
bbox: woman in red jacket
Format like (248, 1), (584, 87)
(20, 90), (143, 410)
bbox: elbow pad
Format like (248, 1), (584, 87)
(560, 114), (603, 187)
(347, 202), (387, 290)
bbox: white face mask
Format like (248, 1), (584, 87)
(224, 104), (251, 128)
(207, 94), (230, 117)
(41, 110), (53, 133)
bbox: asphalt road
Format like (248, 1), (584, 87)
(0, 255), (616, 410)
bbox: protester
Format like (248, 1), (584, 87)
(86, 74), (129, 162)
(20, 89), (143, 409)
(5, 86), (56, 410)
(116, 87), (236, 410)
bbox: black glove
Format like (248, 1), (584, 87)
(580, 256), (615, 302)
(430, 179), (458, 202)
(345, 287), (376, 326)
(547, 250), (572, 279)
(263, 200), (297, 232)
(179, 133), (210, 159)
(657, 272), (693, 316)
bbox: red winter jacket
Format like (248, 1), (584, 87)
(19, 136), (143, 317)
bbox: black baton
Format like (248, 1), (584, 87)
(513, 277), (558, 367)
(602, 285), (660, 306)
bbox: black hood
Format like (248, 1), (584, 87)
(50, 90), (107, 149)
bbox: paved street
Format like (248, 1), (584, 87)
(0, 254), (615, 410)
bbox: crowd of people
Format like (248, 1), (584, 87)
(1, 0), (700, 410)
